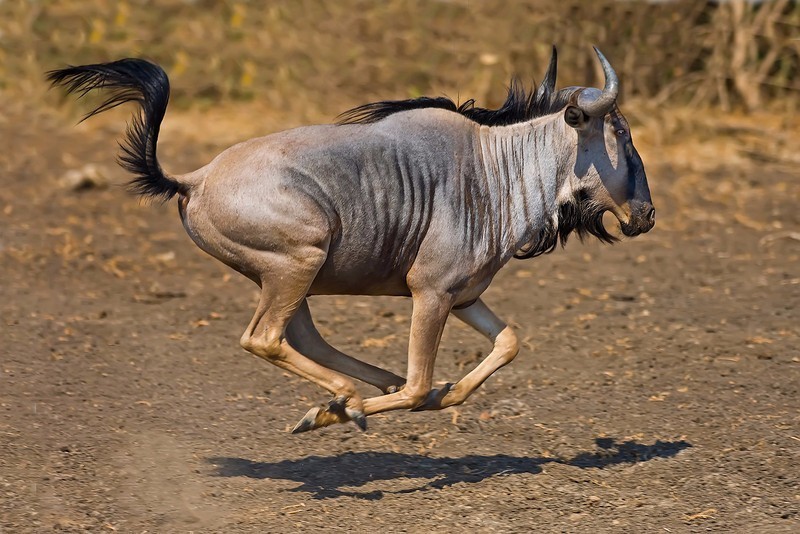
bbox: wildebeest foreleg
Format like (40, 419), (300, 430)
(285, 299), (406, 394)
(361, 291), (453, 416)
(413, 298), (519, 410)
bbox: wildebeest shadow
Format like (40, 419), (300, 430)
(207, 438), (691, 500)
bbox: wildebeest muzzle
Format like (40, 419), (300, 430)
(620, 201), (655, 237)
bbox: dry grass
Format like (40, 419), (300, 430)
(2, 1), (798, 178)
(3, 0), (798, 119)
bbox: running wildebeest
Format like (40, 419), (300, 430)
(48, 46), (654, 433)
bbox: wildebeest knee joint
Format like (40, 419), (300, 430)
(240, 332), (284, 360)
(496, 327), (520, 363)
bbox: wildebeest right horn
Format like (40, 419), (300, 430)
(576, 47), (619, 117)
(534, 45), (558, 103)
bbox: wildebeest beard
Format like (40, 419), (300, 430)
(514, 189), (617, 260)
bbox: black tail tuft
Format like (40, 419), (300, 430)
(47, 59), (183, 202)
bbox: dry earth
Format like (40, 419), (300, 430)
(1, 101), (798, 533)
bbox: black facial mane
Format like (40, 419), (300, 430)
(514, 189), (618, 259)
(337, 80), (579, 127)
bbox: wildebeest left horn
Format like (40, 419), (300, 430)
(534, 45), (558, 103)
(577, 47), (619, 117)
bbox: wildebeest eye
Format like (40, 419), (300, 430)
(616, 128), (626, 136)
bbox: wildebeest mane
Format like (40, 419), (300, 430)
(336, 96), (476, 125)
(337, 79), (579, 127)
(514, 189), (618, 259)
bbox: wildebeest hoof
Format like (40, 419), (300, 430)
(345, 407), (367, 431)
(291, 406), (323, 434)
(291, 396), (367, 433)
(411, 383), (454, 411)
(333, 396), (367, 431)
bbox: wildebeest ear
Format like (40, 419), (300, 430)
(564, 106), (587, 129)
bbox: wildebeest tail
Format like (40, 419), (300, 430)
(47, 58), (185, 202)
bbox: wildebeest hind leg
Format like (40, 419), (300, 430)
(286, 299), (406, 394)
(413, 298), (519, 411)
(238, 244), (366, 433)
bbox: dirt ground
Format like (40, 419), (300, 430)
(1, 99), (798, 533)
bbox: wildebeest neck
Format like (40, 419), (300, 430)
(477, 115), (583, 259)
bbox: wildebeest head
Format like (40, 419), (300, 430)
(560, 48), (655, 238)
(337, 46), (655, 242)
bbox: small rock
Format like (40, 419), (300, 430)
(53, 518), (82, 530)
(59, 164), (109, 191)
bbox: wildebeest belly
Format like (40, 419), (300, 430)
(308, 236), (414, 296)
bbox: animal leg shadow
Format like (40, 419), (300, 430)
(207, 437), (691, 500)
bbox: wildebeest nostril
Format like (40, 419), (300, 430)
(646, 207), (656, 224)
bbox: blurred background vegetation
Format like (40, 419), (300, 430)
(2, 0), (798, 121)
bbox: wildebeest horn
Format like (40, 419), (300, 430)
(576, 47), (619, 117)
(534, 45), (558, 103)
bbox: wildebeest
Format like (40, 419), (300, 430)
(48, 46), (654, 433)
